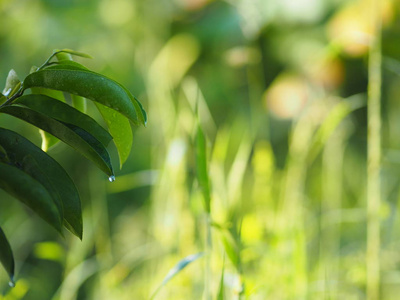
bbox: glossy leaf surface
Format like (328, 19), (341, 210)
(23, 69), (145, 126)
(0, 128), (82, 238)
(0, 162), (62, 232)
(30, 87), (65, 151)
(42, 62), (147, 126)
(54, 53), (88, 113)
(96, 103), (132, 168)
(0, 227), (14, 285)
(0, 106), (114, 177)
(16, 94), (112, 147)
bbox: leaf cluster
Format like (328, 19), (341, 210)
(0, 49), (146, 285)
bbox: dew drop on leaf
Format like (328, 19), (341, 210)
(108, 175), (115, 182)
(9, 277), (15, 288)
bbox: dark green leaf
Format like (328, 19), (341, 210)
(0, 162), (62, 232)
(0, 226), (15, 285)
(54, 53), (89, 113)
(41, 63), (147, 126)
(196, 126), (211, 213)
(30, 87), (66, 151)
(23, 69), (145, 126)
(132, 94), (147, 126)
(96, 103), (132, 168)
(0, 93), (6, 105)
(0, 105), (114, 177)
(0, 128), (82, 238)
(20, 154), (64, 221)
(16, 94), (112, 147)
(47, 63), (147, 125)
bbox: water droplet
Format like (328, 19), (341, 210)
(108, 175), (115, 182)
(8, 277), (15, 287)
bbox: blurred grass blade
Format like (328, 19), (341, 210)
(217, 255), (225, 300)
(150, 252), (204, 300)
(16, 94), (112, 147)
(0, 162), (62, 233)
(221, 230), (239, 270)
(307, 95), (366, 163)
(196, 126), (211, 213)
(0, 226), (15, 286)
(23, 68), (146, 126)
(0, 127), (82, 238)
(96, 103), (132, 168)
(0, 105), (114, 177)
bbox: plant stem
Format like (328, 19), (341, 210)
(204, 213), (212, 300)
(0, 86), (24, 108)
(367, 0), (382, 298)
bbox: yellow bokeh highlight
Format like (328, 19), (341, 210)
(327, 0), (394, 57)
(99, 0), (135, 27)
(33, 241), (65, 262)
(264, 73), (309, 119)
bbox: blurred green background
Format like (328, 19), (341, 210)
(1, 0), (400, 299)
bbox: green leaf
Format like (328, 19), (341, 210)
(30, 87), (66, 151)
(15, 94), (112, 147)
(47, 60), (90, 71)
(50, 63), (148, 125)
(41, 63), (147, 126)
(23, 68), (146, 126)
(132, 94), (147, 126)
(307, 95), (366, 163)
(54, 48), (93, 59)
(0, 105), (114, 177)
(54, 54), (88, 113)
(196, 126), (211, 213)
(30, 62), (68, 151)
(0, 162), (62, 233)
(31, 87), (66, 102)
(96, 103), (132, 168)
(0, 226), (15, 285)
(0, 93), (6, 105)
(20, 154), (64, 222)
(150, 253), (204, 300)
(0, 128), (82, 238)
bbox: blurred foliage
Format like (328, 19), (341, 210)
(1, 0), (400, 299)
